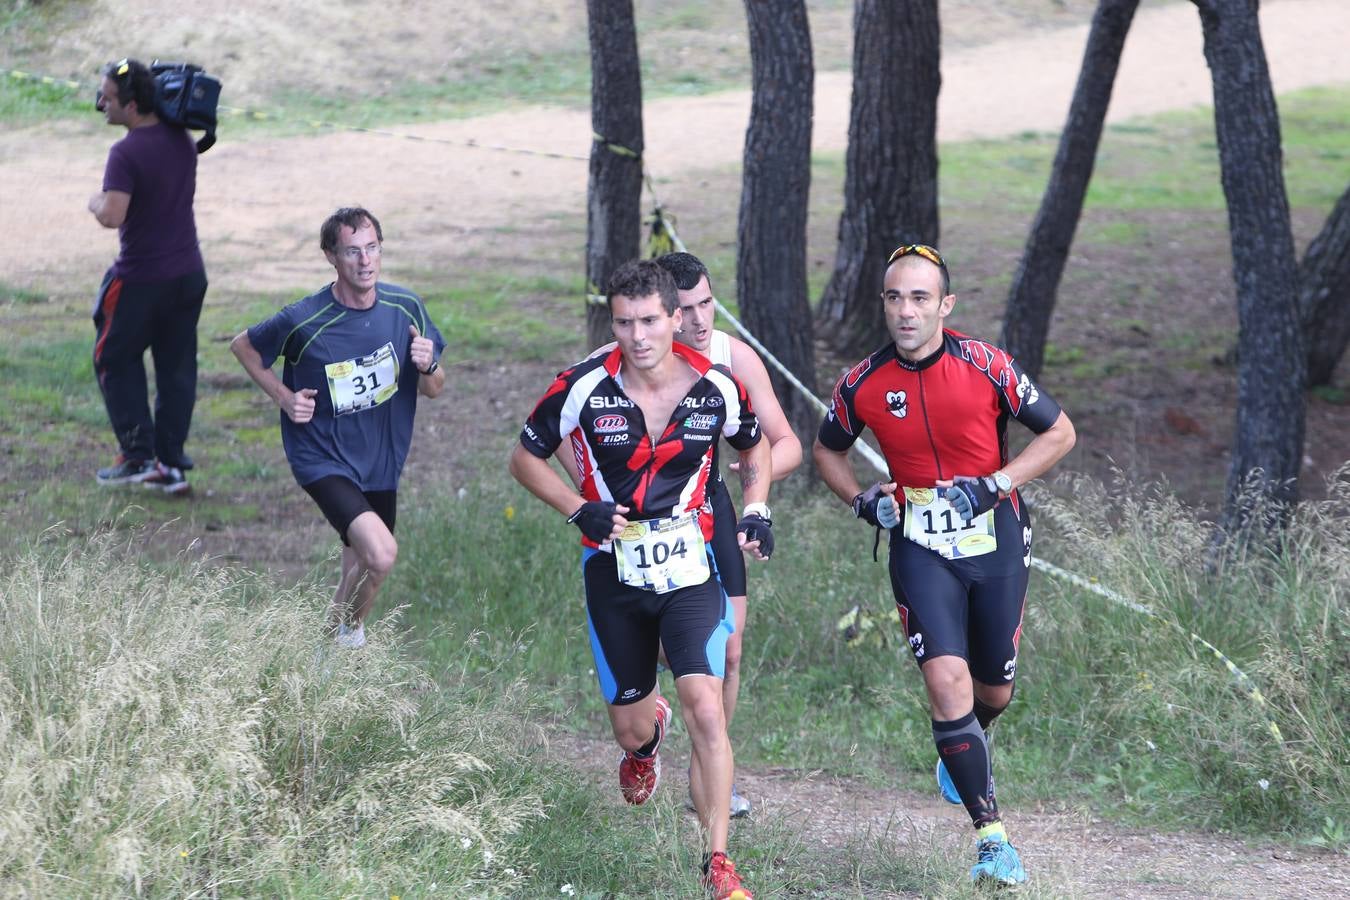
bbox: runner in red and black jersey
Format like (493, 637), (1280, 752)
(510, 259), (769, 900)
(814, 244), (1075, 887)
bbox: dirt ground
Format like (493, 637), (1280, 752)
(3, 0), (1350, 894)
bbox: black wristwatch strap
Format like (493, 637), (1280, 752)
(420, 360), (440, 376)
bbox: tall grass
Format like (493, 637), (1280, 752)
(0, 529), (553, 897)
(1021, 467), (1350, 834)
(394, 465), (1350, 842)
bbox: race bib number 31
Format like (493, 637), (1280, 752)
(615, 513), (709, 593)
(326, 342), (399, 416)
(902, 487), (997, 560)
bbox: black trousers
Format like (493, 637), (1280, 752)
(92, 267), (208, 469)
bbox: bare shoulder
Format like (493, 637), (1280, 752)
(727, 335), (769, 377)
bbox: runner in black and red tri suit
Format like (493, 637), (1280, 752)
(510, 259), (768, 900)
(553, 251), (801, 821)
(814, 244), (1076, 888)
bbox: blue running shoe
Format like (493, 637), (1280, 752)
(970, 838), (1027, 886)
(935, 759), (962, 805)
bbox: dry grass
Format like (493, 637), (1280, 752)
(0, 525), (545, 896)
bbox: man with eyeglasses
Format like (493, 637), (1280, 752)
(813, 244), (1075, 886)
(89, 58), (209, 494)
(230, 207), (446, 648)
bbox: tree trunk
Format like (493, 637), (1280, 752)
(814, 0), (940, 359)
(585, 0), (645, 349)
(1300, 182), (1350, 387)
(1194, 0), (1305, 531)
(1001, 0), (1141, 379)
(739, 0), (818, 448)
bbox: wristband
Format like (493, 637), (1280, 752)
(741, 501), (771, 522)
(420, 360), (440, 376)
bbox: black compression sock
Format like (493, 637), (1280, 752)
(973, 697), (1008, 731)
(933, 711), (1000, 828)
(632, 711), (665, 758)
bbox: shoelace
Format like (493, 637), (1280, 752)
(976, 840), (1005, 863)
(707, 855), (739, 887)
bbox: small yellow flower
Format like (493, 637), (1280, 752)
(504, 505), (516, 521)
(180, 850), (189, 858)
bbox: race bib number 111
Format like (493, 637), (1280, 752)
(902, 487), (997, 560)
(325, 342), (399, 416)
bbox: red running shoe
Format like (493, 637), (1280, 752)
(702, 851), (752, 900)
(618, 694), (672, 805)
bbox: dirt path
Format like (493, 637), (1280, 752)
(560, 734), (1349, 898)
(5, 0), (1348, 298)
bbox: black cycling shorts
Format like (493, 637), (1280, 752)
(581, 547), (734, 705)
(887, 493), (1031, 686)
(302, 474), (397, 546)
(707, 478), (747, 598)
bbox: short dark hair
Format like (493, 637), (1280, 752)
(654, 251), (712, 293)
(606, 259), (678, 314)
(103, 58), (156, 114)
(320, 207), (383, 253)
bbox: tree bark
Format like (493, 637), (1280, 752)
(1001, 0), (1141, 379)
(739, 0), (818, 447)
(1300, 182), (1350, 387)
(1194, 0), (1305, 531)
(585, 0), (645, 349)
(814, 0), (940, 359)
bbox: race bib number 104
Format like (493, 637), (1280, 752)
(615, 513), (710, 593)
(901, 487), (998, 560)
(325, 342), (400, 416)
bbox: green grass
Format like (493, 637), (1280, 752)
(939, 84), (1350, 217)
(388, 466), (1350, 846)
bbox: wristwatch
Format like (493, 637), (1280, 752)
(991, 470), (1013, 495)
(420, 360), (440, 376)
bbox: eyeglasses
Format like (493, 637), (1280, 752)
(887, 243), (946, 269)
(340, 243), (382, 261)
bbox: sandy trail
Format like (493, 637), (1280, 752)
(3, 0), (1348, 298)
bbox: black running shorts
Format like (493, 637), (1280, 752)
(302, 474), (397, 545)
(581, 547), (734, 705)
(887, 495), (1031, 686)
(707, 478), (747, 598)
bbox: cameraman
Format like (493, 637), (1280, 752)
(88, 57), (208, 494)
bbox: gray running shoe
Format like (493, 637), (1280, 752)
(143, 463), (190, 495)
(335, 622), (366, 649)
(729, 786), (752, 819)
(686, 782), (752, 818)
(96, 456), (156, 485)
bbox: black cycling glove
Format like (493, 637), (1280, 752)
(852, 483), (900, 529)
(943, 476), (999, 523)
(566, 500), (620, 543)
(736, 513), (774, 559)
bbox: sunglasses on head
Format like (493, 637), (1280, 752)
(886, 243), (947, 269)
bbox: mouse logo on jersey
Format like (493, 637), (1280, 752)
(594, 414), (628, 434)
(1003, 658), (1017, 681)
(1016, 373), (1039, 406)
(886, 390), (908, 419)
(908, 631), (925, 658)
(1022, 525), (1033, 567)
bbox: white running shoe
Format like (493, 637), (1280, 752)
(335, 622), (366, 649)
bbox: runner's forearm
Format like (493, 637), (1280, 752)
(1001, 412), (1076, 491)
(813, 438), (864, 505)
